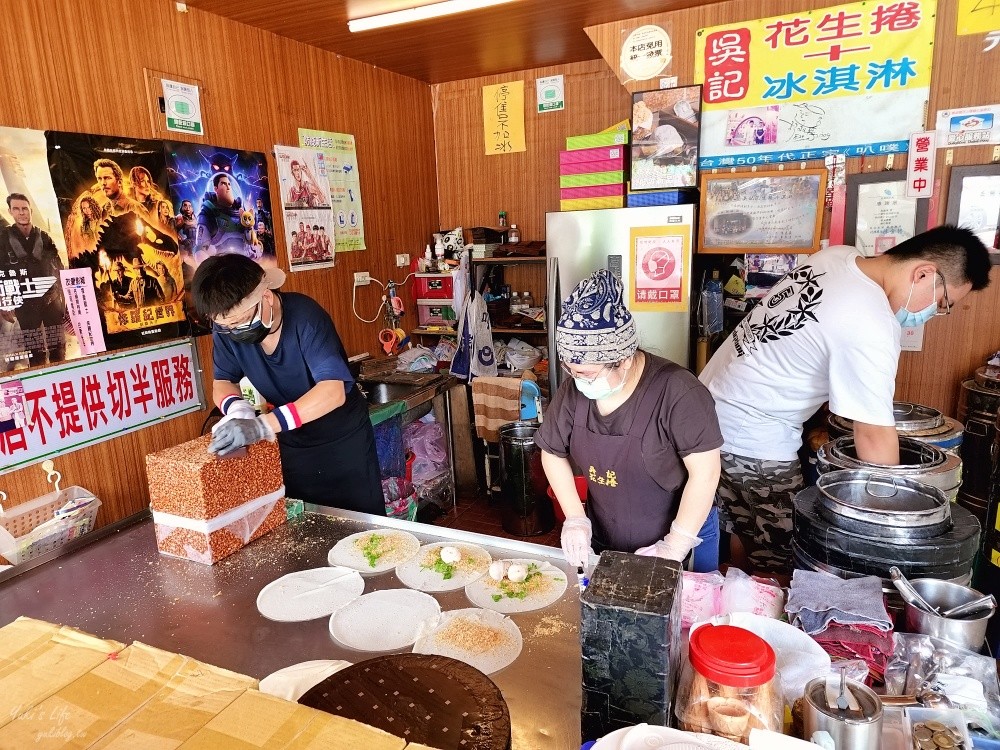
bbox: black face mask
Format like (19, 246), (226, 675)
(219, 299), (272, 345)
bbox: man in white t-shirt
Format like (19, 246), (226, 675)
(700, 226), (992, 575)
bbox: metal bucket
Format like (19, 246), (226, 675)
(498, 421), (554, 536)
(958, 378), (1000, 424)
(827, 410), (963, 455)
(960, 416), (996, 515)
(816, 436), (963, 500)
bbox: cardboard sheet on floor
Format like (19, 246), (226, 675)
(0, 617), (124, 731)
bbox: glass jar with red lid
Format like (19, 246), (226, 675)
(674, 623), (784, 743)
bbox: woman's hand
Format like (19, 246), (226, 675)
(560, 516), (593, 568)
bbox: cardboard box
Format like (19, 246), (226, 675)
(559, 196), (625, 211)
(559, 146), (626, 166)
(178, 690), (407, 750)
(580, 551), (683, 743)
(0, 618), (124, 731)
(559, 184), (624, 201)
(565, 131), (629, 151)
(559, 158), (625, 176)
(559, 171), (624, 189)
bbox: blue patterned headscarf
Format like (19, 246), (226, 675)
(556, 269), (638, 365)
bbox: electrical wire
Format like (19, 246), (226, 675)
(351, 272), (417, 324)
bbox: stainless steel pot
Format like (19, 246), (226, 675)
(903, 578), (994, 651)
(816, 436), (963, 500)
(803, 676), (883, 750)
(816, 470), (951, 540)
(959, 378), (1000, 423)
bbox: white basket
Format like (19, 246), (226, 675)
(0, 486), (102, 565)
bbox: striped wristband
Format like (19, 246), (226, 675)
(273, 403), (302, 432)
(220, 394), (244, 415)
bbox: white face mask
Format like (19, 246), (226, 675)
(574, 370), (626, 401)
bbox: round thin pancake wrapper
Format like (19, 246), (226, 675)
(259, 660), (352, 701)
(465, 558), (569, 614)
(327, 529), (420, 574)
(329, 589), (441, 652)
(413, 607), (522, 675)
(256, 567), (365, 622)
(396, 542), (492, 592)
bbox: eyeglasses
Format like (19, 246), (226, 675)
(213, 300), (262, 334)
(934, 273), (952, 317)
(560, 362), (613, 384)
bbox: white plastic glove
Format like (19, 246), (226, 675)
(635, 522), (702, 562)
(560, 516), (594, 568)
(208, 416), (275, 456)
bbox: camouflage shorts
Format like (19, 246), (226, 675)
(716, 452), (804, 575)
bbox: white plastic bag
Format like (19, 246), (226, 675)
(721, 567), (785, 619)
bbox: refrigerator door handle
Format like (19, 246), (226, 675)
(547, 256), (560, 396)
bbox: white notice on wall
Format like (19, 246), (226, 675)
(162, 79), (204, 135)
(901, 324), (924, 352)
(536, 76), (564, 113)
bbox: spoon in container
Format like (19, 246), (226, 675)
(836, 666), (849, 711)
(890, 567), (939, 615)
(941, 594), (997, 620)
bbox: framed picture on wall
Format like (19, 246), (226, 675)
(844, 170), (929, 257)
(946, 164), (1000, 265)
(698, 168), (827, 254)
(630, 85), (701, 190)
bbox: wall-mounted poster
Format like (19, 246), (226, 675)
(0, 127), (80, 371)
(299, 129), (366, 253)
(629, 225), (690, 313)
(273, 146), (335, 271)
(699, 169), (827, 254)
(630, 86), (701, 190)
(844, 171), (929, 257)
(164, 143), (274, 332)
(946, 163), (1000, 264)
(693, 0), (937, 168)
(48, 132), (187, 351)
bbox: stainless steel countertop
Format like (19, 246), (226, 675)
(0, 507), (582, 750)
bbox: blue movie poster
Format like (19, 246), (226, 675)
(164, 143), (275, 333)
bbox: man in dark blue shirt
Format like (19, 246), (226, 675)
(191, 254), (383, 514)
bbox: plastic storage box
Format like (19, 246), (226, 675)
(0, 487), (102, 565)
(413, 273), (454, 300)
(417, 300), (456, 326)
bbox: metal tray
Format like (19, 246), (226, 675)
(817, 436), (963, 497)
(815, 470), (951, 539)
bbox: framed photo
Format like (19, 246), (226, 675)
(698, 168), (827, 254)
(630, 85), (701, 190)
(844, 171), (929, 257)
(945, 164), (1000, 265)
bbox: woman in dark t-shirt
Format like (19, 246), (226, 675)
(537, 270), (723, 572)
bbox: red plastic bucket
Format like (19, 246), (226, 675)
(547, 476), (587, 523)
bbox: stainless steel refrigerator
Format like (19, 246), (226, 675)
(545, 205), (696, 394)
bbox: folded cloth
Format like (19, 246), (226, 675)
(471, 376), (523, 443)
(786, 570), (892, 633)
(813, 622), (894, 685)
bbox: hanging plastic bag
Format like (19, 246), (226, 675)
(403, 419), (449, 484)
(381, 478), (418, 521)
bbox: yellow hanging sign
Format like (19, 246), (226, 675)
(482, 81), (526, 156)
(957, 0), (1000, 35)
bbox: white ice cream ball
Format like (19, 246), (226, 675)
(439, 546), (462, 564)
(506, 563), (528, 583)
(488, 560), (510, 581)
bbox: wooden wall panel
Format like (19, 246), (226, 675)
(0, 0), (438, 526)
(435, 0), (998, 419)
(433, 60), (632, 243)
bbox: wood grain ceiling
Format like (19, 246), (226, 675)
(183, 0), (713, 83)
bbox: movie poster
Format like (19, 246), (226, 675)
(164, 142), (275, 333)
(0, 127), (80, 371)
(47, 132), (187, 350)
(273, 145), (335, 271)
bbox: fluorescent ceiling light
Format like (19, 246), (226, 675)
(348, 0), (518, 32)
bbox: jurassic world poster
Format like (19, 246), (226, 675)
(163, 142), (275, 333)
(47, 132), (188, 349)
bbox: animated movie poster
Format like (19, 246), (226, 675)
(47, 132), (187, 350)
(273, 145), (335, 271)
(164, 142), (275, 333)
(0, 126), (80, 371)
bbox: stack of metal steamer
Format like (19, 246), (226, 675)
(793, 402), (980, 602)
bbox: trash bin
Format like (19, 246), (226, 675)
(498, 421), (554, 536)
